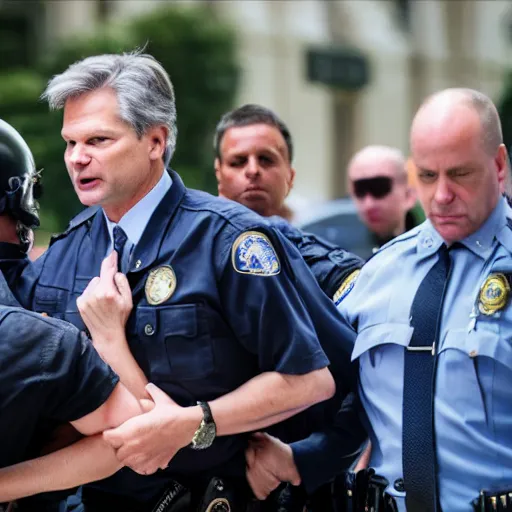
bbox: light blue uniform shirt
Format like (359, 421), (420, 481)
(338, 196), (512, 511)
(104, 170), (172, 263)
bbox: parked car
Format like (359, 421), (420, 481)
(294, 197), (376, 260)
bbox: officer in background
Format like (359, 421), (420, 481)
(214, 104), (364, 301)
(213, 105), (367, 509)
(0, 119), (147, 509)
(245, 88), (512, 512)
(347, 145), (417, 252)
(0, 52), (347, 512)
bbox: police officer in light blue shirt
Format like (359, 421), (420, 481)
(244, 88), (512, 512)
(341, 88), (512, 511)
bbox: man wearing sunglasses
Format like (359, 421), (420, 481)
(348, 145), (417, 251)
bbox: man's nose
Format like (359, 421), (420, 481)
(360, 194), (377, 209)
(68, 144), (91, 166)
(434, 176), (455, 204)
(245, 157), (261, 178)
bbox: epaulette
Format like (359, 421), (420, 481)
(364, 223), (426, 265)
(377, 223), (424, 252)
(49, 206), (100, 246)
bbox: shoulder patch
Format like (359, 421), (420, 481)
(232, 231), (280, 276)
(333, 269), (360, 306)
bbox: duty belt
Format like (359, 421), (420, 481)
(333, 469), (398, 512)
(83, 476), (256, 512)
(473, 488), (512, 512)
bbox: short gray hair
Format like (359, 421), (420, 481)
(41, 50), (177, 165)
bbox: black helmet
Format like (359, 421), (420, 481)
(0, 119), (41, 231)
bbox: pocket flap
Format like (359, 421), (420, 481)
(137, 304), (198, 338)
(352, 322), (414, 361)
(466, 328), (512, 370)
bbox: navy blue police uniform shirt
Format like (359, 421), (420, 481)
(267, 215), (364, 300)
(0, 273), (119, 468)
(0, 170), (342, 500)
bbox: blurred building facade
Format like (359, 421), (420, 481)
(1, 0), (511, 203)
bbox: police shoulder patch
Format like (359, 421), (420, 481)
(333, 269), (360, 306)
(232, 231), (280, 276)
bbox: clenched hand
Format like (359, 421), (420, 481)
(245, 432), (301, 500)
(77, 251), (132, 348)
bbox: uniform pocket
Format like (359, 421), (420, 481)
(437, 326), (512, 426)
(34, 286), (67, 317)
(137, 303), (214, 381)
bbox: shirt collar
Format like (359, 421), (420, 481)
(104, 170), (172, 247)
(417, 196), (507, 260)
(462, 196), (506, 258)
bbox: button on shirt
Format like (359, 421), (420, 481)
(338, 197), (512, 512)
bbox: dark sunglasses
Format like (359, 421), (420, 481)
(353, 176), (393, 199)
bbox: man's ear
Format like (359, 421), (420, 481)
(214, 158), (222, 194)
(496, 144), (509, 194)
(286, 167), (296, 197)
(148, 126), (168, 161)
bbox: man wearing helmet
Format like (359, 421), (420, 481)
(0, 119), (41, 252)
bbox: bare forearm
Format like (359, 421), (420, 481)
(96, 343), (149, 401)
(211, 369), (334, 436)
(0, 435), (121, 502)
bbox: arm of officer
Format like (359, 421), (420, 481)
(208, 369), (332, 435)
(77, 251), (149, 400)
(0, 382), (147, 501)
(213, 226), (335, 424)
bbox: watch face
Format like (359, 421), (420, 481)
(193, 421), (216, 450)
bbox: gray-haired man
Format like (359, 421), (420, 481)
(0, 51), (361, 511)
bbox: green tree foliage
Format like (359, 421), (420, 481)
(129, 7), (239, 191)
(0, 6), (239, 233)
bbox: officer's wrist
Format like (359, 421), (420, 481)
(282, 443), (301, 484)
(181, 404), (203, 445)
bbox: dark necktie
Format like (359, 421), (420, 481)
(113, 225), (128, 272)
(402, 244), (452, 512)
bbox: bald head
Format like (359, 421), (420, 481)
(347, 145), (416, 240)
(412, 88), (503, 155)
(348, 145), (407, 182)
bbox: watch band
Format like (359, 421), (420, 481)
(197, 401), (214, 423)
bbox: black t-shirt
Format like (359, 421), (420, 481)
(0, 306), (119, 467)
